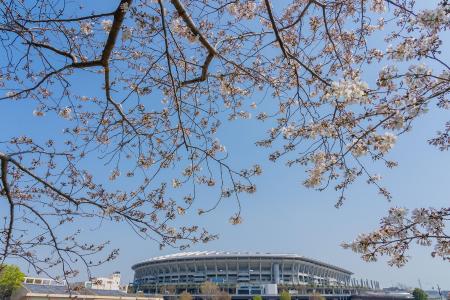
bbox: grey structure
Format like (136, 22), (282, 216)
(20, 284), (128, 296)
(132, 251), (353, 294)
(12, 283), (163, 300)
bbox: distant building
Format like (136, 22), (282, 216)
(355, 290), (413, 300)
(85, 271), (123, 291)
(12, 281), (162, 300)
(23, 277), (64, 286)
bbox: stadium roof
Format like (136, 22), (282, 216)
(132, 251), (352, 274)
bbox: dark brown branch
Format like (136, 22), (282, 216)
(101, 0), (133, 65)
(316, 1), (344, 67)
(28, 41), (77, 63)
(181, 53), (214, 86)
(280, 0), (313, 31)
(18, 203), (74, 286)
(0, 153), (80, 208)
(170, 0), (216, 53)
(0, 61), (103, 100)
(18, 12), (116, 23)
(104, 66), (139, 133)
(264, 0), (330, 86)
(264, 0), (288, 58)
(384, 0), (416, 16)
(0, 153), (14, 261)
(157, 0), (189, 150)
(170, 0), (217, 85)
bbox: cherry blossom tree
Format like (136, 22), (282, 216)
(342, 207), (449, 267)
(0, 0), (448, 278)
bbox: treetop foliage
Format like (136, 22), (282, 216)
(280, 290), (292, 300)
(0, 265), (25, 298)
(412, 288), (429, 300)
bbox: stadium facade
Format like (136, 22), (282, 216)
(131, 251), (357, 295)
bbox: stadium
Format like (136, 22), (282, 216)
(131, 251), (363, 296)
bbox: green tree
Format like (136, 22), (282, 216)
(280, 291), (291, 300)
(0, 265), (24, 299)
(253, 295), (263, 300)
(412, 288), (428, 300)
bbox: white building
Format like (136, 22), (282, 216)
(85, 272), (123, 291)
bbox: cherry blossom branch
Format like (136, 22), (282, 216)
(157, 0), (190, 150)
(101, 0), (133, 65)
(343, 207), (450, 266)
(264, 0), (329, 85)
(18, 12), (116, 23)
(170, 0), (217, 85)
(0, 154), (14, 262)
(280, 0), (313, 31)
(0, 152), (80, 207)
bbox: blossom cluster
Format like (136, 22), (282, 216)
(415, 8), (450, 31)
(387, 35), (441, 61)
(324, 78), (370, 104)
(171, 18), (198, 43)
(370, 0), (386, 14)
(343, 207), (449, 266)
(227, 1), (258, 20)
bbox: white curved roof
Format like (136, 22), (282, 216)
(137, 251), (306, 262)
(131, 251), (352, 274)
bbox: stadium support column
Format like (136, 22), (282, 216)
(273, 263), (280, 284)
(259, 260), (262, 282)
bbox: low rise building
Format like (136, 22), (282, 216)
(85, 272), (123, 291)
(12, 280), (162, 300)
(23, 277), (64, 286)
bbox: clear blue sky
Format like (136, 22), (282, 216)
(94, 109), (450, 290)
(3, 95), (449, 290)
(1, 0), (449, 291)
